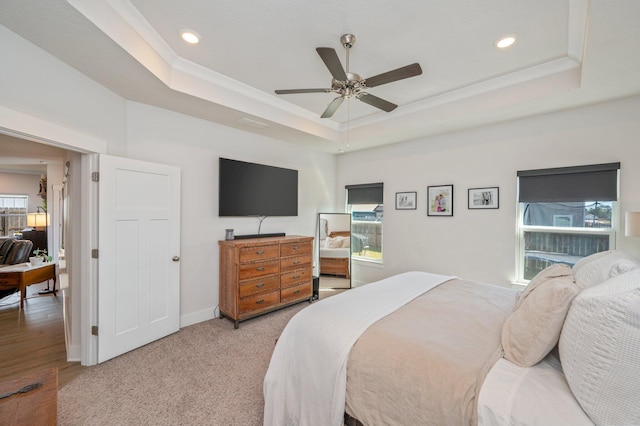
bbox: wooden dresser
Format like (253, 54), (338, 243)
(219, 235), (314, 328)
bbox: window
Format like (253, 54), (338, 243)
(0, 195), (28, 237)
(346, 183), (383, 263)
(516, 163), (619, 282)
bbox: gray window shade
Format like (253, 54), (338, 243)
(518, 162), (619, 202)
(346, 183), (384, 204)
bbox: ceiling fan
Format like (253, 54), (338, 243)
(275, 34), (423, 118)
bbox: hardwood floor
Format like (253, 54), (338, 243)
(0, 288), (85, 389)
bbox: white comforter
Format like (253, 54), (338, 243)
(263, 271), (454, 426)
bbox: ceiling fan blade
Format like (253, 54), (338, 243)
(316, 48), (348, 81)
(321, 97), (345, 118)
(358, 93), (397, 112)
(364, 63), (422, 88)
(275, 89), (331, 94)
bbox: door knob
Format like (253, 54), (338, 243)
(172, 256), (180, 262)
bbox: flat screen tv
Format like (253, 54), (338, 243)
(219, 158), (298, 217)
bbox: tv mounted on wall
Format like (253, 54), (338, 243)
(218, 158), (298, 217)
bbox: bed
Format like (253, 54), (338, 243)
(319, 231), (351, 279)
(263, 250), (640, 426)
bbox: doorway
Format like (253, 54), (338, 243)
(0, 133), (84, 382)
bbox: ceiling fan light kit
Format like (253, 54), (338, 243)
(275, 34), (422, 118)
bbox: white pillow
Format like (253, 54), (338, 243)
(572, 250), (639, 290)
(336, 236), (350, 248)
(559, 268), (640, 426)
(324, 237), (342, 249)
(571, 250), (612, 275)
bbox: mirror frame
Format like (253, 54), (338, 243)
(317, 213), (352, 290)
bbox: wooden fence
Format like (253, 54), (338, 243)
(523, 231), (610, 280)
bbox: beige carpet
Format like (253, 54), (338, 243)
(58, 302), (309, 425)
(319, 275), (351, 289)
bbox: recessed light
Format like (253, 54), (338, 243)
(495, 35), (517, 49)
(180, 29), (201, 45)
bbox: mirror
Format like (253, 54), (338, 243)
(318, 213), (352, 291)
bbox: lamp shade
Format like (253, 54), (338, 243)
(27, 212), (49, 228)
(625, 212), (640, 237)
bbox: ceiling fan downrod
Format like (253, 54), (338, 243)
(340, 33), (356, 73)
(334, 34), (364, 99)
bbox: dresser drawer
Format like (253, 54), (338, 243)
(280, 241), (312, 257)
(239, 275), (280, 298)
(280, 255), (312, 271)
(239, 290), (279, 314)
(239, 244), (279, 263)
(238, 259), (279, 281)
(281, 282), (311, 304)
(281, 268), (312, 288)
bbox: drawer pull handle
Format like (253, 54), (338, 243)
(293, 289), (300, 294)
(255, 283), (265, 288)
(293, 260), (300, 265)
(293, 246), (300, 250)
(256, 299), (265, 304)
(256, 251), (265, 255)
(293, 275), (300, 279)
(256, 267), (266, 271)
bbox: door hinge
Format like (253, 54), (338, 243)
(91, 326), (98, 336)
(91, 171), (99, 182)
(91, 249), (99, 259)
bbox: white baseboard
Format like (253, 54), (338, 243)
(180, 307), (217, 328)
(67, 344), (81, 362)
(62, 287), (81, 362)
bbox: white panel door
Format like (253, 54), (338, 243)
(98, 155), (181, 363)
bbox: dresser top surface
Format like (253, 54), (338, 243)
(219, 235), (312, 247)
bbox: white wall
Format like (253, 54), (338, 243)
(124, 102), (336, 325)
(0, 171), (42, 214)
(326, 214), (350, 233)
(0, 24), (126, 155)
(338, 95), (640, 287)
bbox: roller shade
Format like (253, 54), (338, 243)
(346, 183), (384, 204)
(518, 162), (619, 203)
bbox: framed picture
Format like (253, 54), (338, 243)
(427, 185), (453, 216)
(395, 192), (417, 210)
(468, 187), (499, 209)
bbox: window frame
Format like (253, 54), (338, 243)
(0, 194), (29, 237)
(515, 163), (620, 283)
(345, 183), (384, 265)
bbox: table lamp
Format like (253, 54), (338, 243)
(26, 211), (49, 230)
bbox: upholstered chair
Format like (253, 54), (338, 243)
(0, 239), (15, 264)
(2, 240), (34, 265)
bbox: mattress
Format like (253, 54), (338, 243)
(320, 246), (350, 259)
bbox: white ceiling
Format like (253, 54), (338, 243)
(1, 0), (639, 153)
